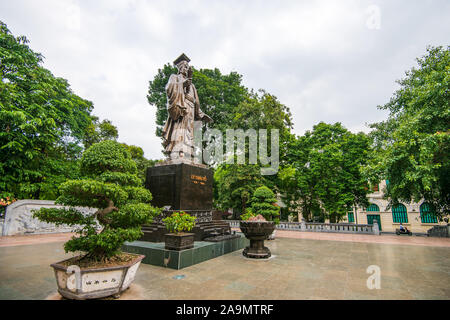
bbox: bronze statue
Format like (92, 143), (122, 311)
(162, 54), (212, 162)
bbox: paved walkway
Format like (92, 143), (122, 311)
(273, 230), (450, 248)
(0, 231), (449, 300)
(0, 232), (76, 247)
(2, 230), (449, 248)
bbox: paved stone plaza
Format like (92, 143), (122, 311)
(0, 232), (449, 300)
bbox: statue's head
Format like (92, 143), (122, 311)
(174, 53), (191, 76)
(177, 61), (189, 76)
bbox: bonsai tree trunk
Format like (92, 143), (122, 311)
(95, 199), (118, 227)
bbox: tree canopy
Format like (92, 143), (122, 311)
(0, 21), (93, 199)
(121, 143), (159, 182)
(214, 163), (264, 218)
(83, 116), (119, 149)
(213, 90), (294, 216)
(0, 21), (154, 200)
(280, 122), (371, 222)
(365, 46), (450, 217)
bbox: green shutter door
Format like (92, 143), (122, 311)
(348, 211), (355, 223)
(392, 204), (408, 223)
(420, 203), (438, 223)
(367, 214), (382, 231)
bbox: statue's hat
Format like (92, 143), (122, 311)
(173, 53), (190, 66)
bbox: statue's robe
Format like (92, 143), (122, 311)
(162, 73), (207, 158)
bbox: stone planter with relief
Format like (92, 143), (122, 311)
(164, 232), (195, 251)
(51, 254), (144, 300)
(162, 211), (196, 251)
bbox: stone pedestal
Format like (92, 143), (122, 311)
(123, 236), (249, 270)
(145, 163), (213, 211)
(142, 163), (232, 242)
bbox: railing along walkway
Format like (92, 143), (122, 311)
(228, 220), (377, 235)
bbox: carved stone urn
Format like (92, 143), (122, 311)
(239, 221), (275, 259)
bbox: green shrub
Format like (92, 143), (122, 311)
(240, 208), (256, 221)
(162, 211), (196, 234)
(250, 186), (280, 224)
(33, 140), (160, 261)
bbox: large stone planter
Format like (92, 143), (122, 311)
(164, 232), (194, 251)
(51, 253), (144, 300)
(239, 221), (275, 259)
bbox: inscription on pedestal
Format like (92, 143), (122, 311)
(145, 163), (213, 211)
(191, 174), (207, 185)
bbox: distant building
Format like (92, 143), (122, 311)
(346, 180), (447, 234)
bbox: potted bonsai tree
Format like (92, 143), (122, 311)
(239, 186), (280, 258)
(162, 211), (196, 251)
(251, 185), (280, 240)
(33, 140), (160, 300)
(249, 186), (280, 224)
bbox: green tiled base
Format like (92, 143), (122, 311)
(122, 233), (249, 270)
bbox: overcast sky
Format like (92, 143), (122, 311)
(1, 0), (449, 159)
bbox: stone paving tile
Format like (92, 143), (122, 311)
(0, 286), (29, 300)
(407, 286), (447, 300)
(225, 280), (256, 293)
(278, 289), (316, 300)
(140, 287), (170, 300)
(271, 230), (450, 248)
(0, 233), (74, 247)
(1, 235), (449, 300)
(441, 288), (450, 297)
(312, 286), (348, 300)
(343, 291), (380, 300)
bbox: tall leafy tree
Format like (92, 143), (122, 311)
(0, 21), (93, 199)
(214, 163), (264, 218)
(83, 116), (119, 149)
(365, 46), (450, 217)
(280, 122), (371, 222)
(121, 143), (159, 182)
(231, 89), (294, 163)
(214, 90), (294, 215)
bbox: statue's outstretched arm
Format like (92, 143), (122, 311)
(193, 85), (213, 123)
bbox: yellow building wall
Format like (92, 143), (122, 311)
(354, 180), (446, 234)
(354, 210), (443, 233)
(294, 180), (447, 234)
